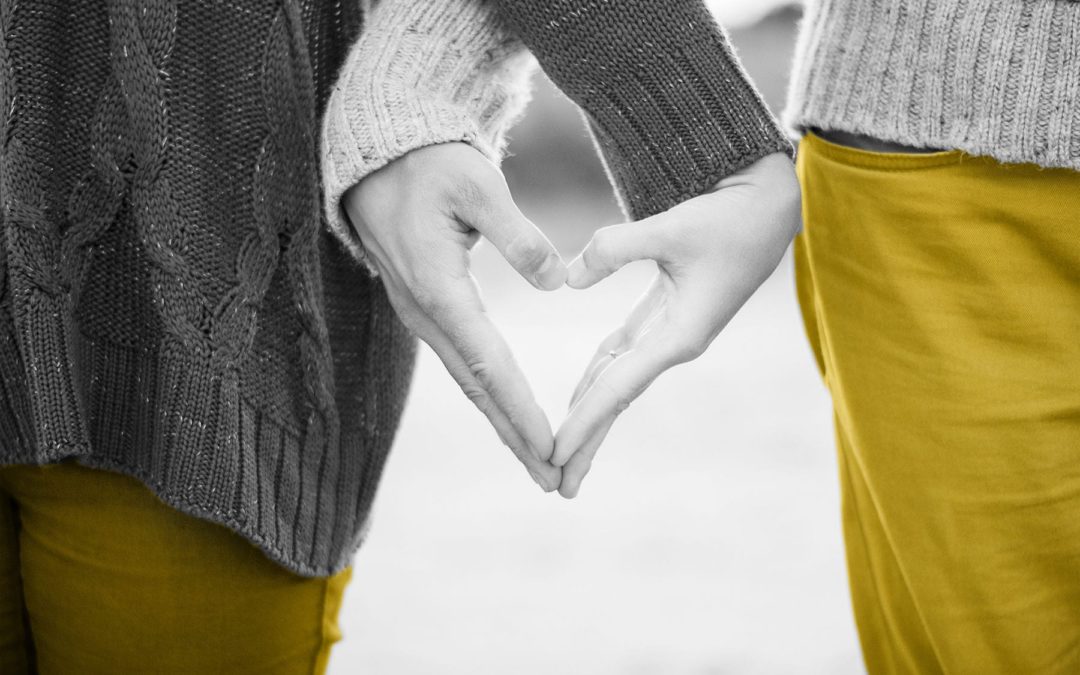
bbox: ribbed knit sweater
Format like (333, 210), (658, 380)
(0, 0), (787, 576)
(785, 0), (1080, 169)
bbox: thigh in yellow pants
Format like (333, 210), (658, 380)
(0, 461), (352, 674)
(795, 131), (1080, 674)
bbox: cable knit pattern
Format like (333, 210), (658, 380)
(785, 0), (1080, 169)
(0, 0), (792, 577)
(321, 0), (536, 271)
(0, 0), (397, 576)
(1, 0), (94, 460)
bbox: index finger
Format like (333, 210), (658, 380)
(430, 276), (556, 462)
(553, 340), (681, 498)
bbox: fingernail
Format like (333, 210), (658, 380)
(565, 256), (586, 288)
(534, 253), (566, 290)
(527, 470), (549, 491)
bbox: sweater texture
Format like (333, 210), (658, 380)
(0, 0), (787, 577)
(320, 0), (537, 271)
(496, 0), (794, 220)
(785, 0), (1080, 170)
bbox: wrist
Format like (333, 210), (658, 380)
(320, 0), (535, 269)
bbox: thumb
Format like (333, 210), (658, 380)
(453, 171), (566, 291)
(567, 217), (667, 289)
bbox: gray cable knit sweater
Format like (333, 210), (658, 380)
(785, 0), (1080, 169)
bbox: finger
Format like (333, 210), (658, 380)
(555, 337), (683, 467)
(570, 300), (666, 413)
(453, 172), (566, 291)
(557, 418), (614, 499)
(430, 277), (556, 463)
(566, 217), (668, 290)
(568, 330), (624, 413)
(415, 303), (562, 491)
(380, 275), (560, 490)
(568, 281), (667, 412)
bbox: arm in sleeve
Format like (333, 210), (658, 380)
(495, 0), (793, 219)
(320, 0), (537, 264)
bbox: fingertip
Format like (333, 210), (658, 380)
(565, 256), (593, 290)
(530, 416), (556, 463)
(560, 469), (584, 498)
(560, 451), (594, 500)
(550, 432), (574, 467)
(530, 438), (554, 463)
(532, 252), (567, 291)
(528, 469), (558, 493)
(534, 461), (563, 492)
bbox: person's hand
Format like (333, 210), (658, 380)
(553, 152), (801, 498)
(342, 142), (567, 491)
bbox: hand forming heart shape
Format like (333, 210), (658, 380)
(343, 142), (801, 498)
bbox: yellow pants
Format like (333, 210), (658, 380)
(795, 131), (1080, 674)
(0, 462), (352, 674)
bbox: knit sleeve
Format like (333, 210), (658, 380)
(495, 0), (793, 220)
(320, 0), (536, 266)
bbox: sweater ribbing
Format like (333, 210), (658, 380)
(784, 0), (1080, 169)
(321, 0), (536, 272)
(497, 0), (794, 220)
(0, 0), (413, 576)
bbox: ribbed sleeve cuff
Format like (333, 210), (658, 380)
(320, 0), (535, 270)
(496, 0), (793, 220)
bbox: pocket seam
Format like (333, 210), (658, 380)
(803, 129), (966, 172)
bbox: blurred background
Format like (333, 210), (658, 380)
(332, 2), (866, 673)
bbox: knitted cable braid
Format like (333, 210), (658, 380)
(0, 0), (34, 456)
(0, 0), (789, 576)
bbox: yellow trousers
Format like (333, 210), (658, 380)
(0, 462), (352, 674)
(796, 132), (1080, 674)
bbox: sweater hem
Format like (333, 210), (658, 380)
(782, 0), (1080, 172)
(784, 109), (1080, 173)
(0, 449), (358, 577)
(0, 331), (401, 578)
(74, 455), (359, 578)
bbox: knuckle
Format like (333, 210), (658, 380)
(505, 233), (548, 273)
(452, 172), (488, 209)
(409, 282), (440, 314)
(671, 330), (711, 363)
(461, 383), (493, 412)
(466, 359), (496, 393)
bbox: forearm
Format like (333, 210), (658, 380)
(320, 0), (536, 268)
(495, 0), (793, 219)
